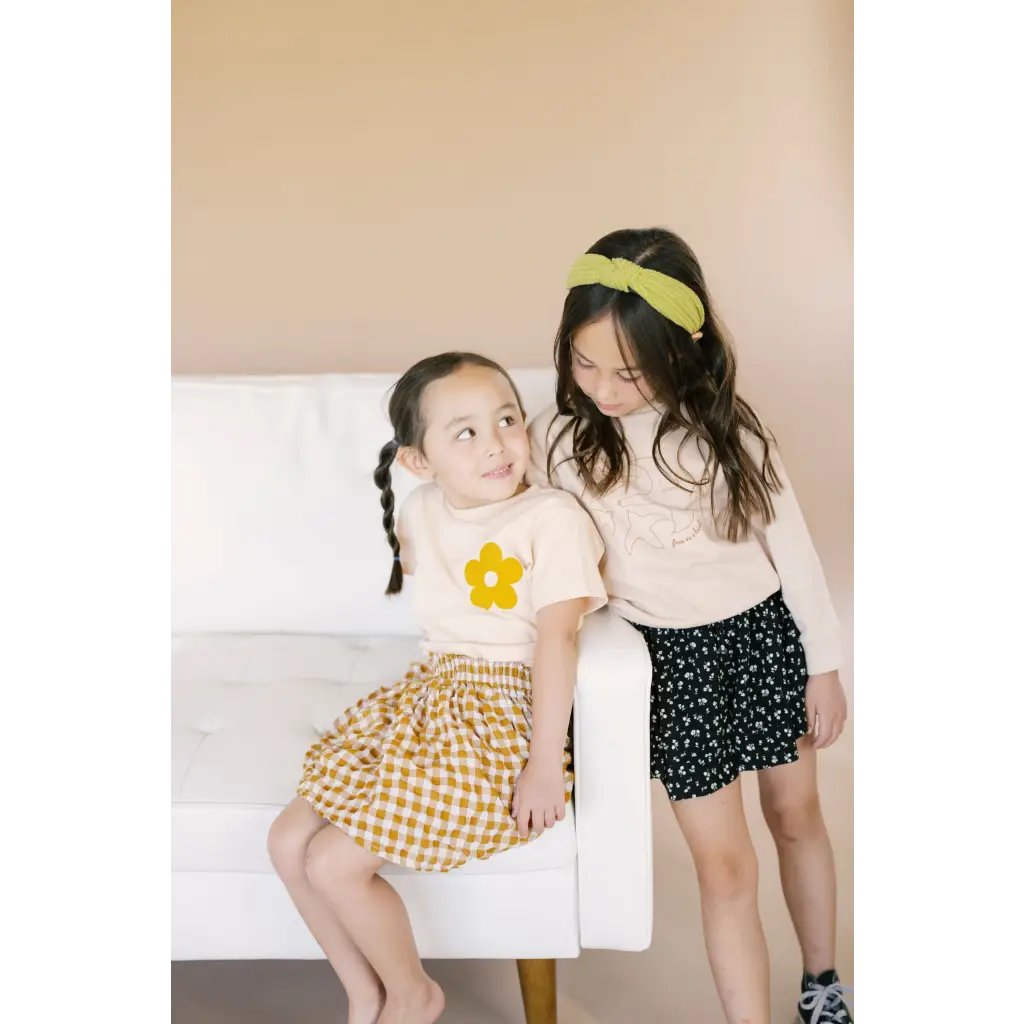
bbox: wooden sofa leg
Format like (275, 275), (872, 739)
(516, 958), (557, 1024)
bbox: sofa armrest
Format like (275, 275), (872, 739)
(573, 609), (653, 951)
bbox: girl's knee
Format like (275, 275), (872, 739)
(694, 846), (759, 902)
(303, 836), (334, 893)
(304, 829), (378, 894)
(267, 809), (309, 877)
(762, 792), (824, 843)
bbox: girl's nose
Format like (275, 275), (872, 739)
(484, 430), (505, 457)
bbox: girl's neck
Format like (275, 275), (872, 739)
(441, 481), (531, 518)
(611, 402), (667, 434)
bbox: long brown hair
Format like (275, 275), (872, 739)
(547, 227), (781, 542)
(374, 352), (525, 594)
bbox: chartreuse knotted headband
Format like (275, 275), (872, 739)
(566, 253), (706, 339)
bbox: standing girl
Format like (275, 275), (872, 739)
(529, 228), (852, 1024)
(267, 352), (606, 1024)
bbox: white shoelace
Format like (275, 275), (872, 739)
(799, 980), (853, 1024)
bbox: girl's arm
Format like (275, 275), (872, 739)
(757, 453), (844, 677)
(512, 598), (589, 838)
(512, 495), (607, 837)
(530, 599), (587, 760)
(391, 484), (421, 579)
(757, 450), (848, 747)
(396, 520), (415, 576)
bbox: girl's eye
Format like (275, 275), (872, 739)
(455, 428), (475, 441)
(574, 356), (594, 371)
(618, 371), (643, 383)
(498, 415), (517, 428)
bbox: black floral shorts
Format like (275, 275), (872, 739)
(630, 591), (809, 801)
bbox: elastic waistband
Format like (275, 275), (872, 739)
(426, 653), (532, 690)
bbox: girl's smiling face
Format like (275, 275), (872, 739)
(398, 364), (529, 509)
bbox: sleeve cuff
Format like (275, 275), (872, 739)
(801, 633), (845, 677)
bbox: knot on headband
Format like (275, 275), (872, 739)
(566, 253), (706, 337)
(605, 256), (644, 292)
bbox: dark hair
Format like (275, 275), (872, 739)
(374, 352), (525, 595)
(547, 227), (781, 542)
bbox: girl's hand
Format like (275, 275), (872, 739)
(805, 670), (848, 749)
(511, 760), (566, 839)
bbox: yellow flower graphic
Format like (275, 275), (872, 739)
(464, 542), (523, 610)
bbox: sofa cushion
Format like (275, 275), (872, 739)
(172, 633), (577, 877)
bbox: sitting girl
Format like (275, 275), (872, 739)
(267, 352), (607, 1024)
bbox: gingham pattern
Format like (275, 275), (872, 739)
(298, 654), (573, 872)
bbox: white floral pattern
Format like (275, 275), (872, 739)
(631, 591), (809, 801)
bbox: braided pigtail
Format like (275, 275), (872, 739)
(374, 439), (403, 594)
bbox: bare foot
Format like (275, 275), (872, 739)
(378, 978), (445, 1024)
(348, 986), (386, 1024)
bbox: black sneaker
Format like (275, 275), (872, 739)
(797, 969), (853, 1023)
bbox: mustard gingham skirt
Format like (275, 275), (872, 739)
(298, 654), (573, 872)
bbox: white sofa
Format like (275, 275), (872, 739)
(171, 370), (653, 1012)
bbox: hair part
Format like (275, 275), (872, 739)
(375, 352), (525, 595)
(549, 227), (781, 541)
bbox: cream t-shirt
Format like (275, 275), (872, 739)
(528, 404), (843, 675)
(398, 483), (607, 664)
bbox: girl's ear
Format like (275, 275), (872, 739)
(396, 445), (433, 481)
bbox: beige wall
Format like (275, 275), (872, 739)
(173, 0), (852, 683)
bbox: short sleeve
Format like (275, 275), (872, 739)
(529, 496), (607, 615)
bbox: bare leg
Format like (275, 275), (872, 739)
(267, 799), (385, 1024)
(758, 737), (838, 976)
(671, 779), (771, 1024)
(305, 827), (445, 1024)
